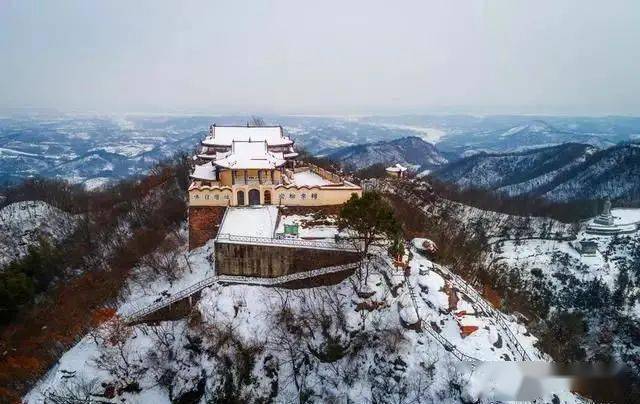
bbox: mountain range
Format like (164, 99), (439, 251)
(326, 136), (448, 171)
(2, 114), (640, 200)
(436, 120), (622, 157)
(432, 142), (640, 202)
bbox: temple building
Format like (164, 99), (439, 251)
(386, 163), (408, 178)
(189, 125), (362, 207)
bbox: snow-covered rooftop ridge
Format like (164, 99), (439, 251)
(232, 139), (270, 156)
(214, 140), (286, 169)
(217, 205), (279, 238)
(202, 125), (293, 147)
(386, 163), (408, 172)
(190, 161), (217, 180)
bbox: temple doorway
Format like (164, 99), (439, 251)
(237, 190), (245, 206)
(248, 189), (261, 205)
(264, 190), (272, 205)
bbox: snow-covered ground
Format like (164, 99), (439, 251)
(89, 143), (155, 158)
(83, 177), (112, 190)
(430, 197), (575, 240)
(292, 170), (333, 186)
(602, 208), (640, 226)
(0, 201), (78, 266)
(26, 231), (580, 403)
(490, 208), (640, 322)
(118, 233), (215, 319)
(275, 213), (339, 239)
(408, 250), (542, 362)
(217, 206), (279, 238)
(497, 238), (614, 285)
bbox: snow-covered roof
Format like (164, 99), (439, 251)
(214, 140), (286, 169)
(190, 161), (217, 181)
(218, 206), (279, 238)
(386, 163), (408, 173)
(202, 126), (293, 147)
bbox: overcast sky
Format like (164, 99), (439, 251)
(1, 0), (639, 116)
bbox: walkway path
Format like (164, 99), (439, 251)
(122, 261), (359, 325)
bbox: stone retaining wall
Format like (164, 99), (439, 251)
(215, 242), (360, 278)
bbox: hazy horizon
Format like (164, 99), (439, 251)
(2, 1), (640, 116)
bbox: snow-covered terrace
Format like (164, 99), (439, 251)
(217, 206), (279, 238)
(291, 170), (333, 186)
(600, 208), (640, 226)
(214, 207), (354, 251)
(276, 213), (340, 240)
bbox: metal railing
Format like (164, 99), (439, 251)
(122, 275), (218, 325)
(122, 262), (360, 325)
(215, 233), (358, 251)
(218, 261), (359, 286)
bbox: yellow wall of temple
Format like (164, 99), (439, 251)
(189, 185), (361, 207)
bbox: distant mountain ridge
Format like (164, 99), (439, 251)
(3, 114), (640, 189)
(437, 119), (621, 156)
(326, 136), (448, 171)
(433, 142), (640, 202)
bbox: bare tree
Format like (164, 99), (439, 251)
(92, 318), (146, 387)
(247, 116), (266, 127)
(44, 376), (101, 404)
(266, 290), (315, 402)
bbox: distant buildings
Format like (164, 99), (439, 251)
(576, 240), (598, 256)
(385, 163), (408, 178)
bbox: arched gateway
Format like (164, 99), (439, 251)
(248, 189), (261, 205)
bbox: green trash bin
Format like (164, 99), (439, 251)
(283, 224), (299, 237)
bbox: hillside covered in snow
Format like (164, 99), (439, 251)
(0, 201), (78, 266)
(433, 143), (640, 202)
(26, 228), (580, 403)
(326, 136), (448, 172)
(488, 207), (640, 371)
